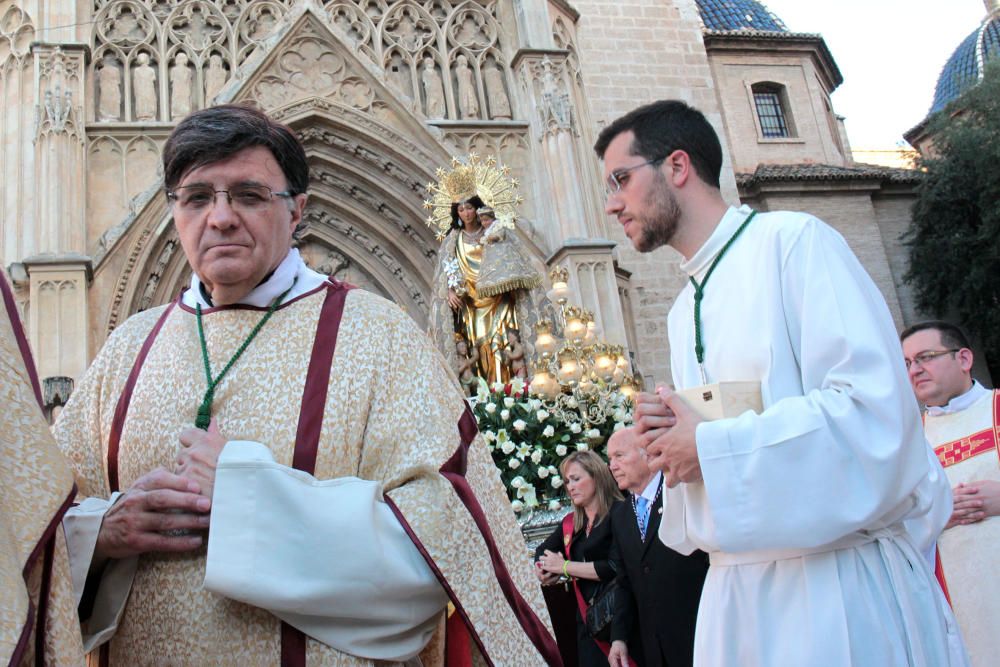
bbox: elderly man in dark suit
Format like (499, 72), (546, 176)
(607, 427), (708, 667)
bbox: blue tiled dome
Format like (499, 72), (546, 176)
(930, 13), (1000, 113)
(695, 0), (787, 32)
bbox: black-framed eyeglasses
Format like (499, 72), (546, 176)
(166, 184), (295, 213)
(904, 348), (959, 370)
(606, 154), (669, 194)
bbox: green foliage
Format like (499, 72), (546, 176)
(905, 61), (1000, 377)
(470, 379), (632, 514)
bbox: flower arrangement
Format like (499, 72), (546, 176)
(472, 377), (633, 514)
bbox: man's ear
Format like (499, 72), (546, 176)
(957, 347), (975, 373)
(289, 193), (308, 231)
(663, 149), (691, 188)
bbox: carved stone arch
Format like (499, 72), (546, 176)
(97, 7), (459, 337)
(445, 0), (498, 54)
(378, 1), (439, 58)
(100, 100), (451, 334)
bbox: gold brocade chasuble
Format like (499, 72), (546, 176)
(0, 276), (84, 667)
(456, 233), (518, 383)
(55, 284), (559, 666)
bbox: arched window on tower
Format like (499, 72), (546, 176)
(751, 82), (795, 139)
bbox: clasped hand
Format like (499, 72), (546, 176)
(946, 480), (1000, 529)
(534, 549), (565, 586)
(95, 419), (227, 560)
(634, 386), (704, 488)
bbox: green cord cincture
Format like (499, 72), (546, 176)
(689, 210), (756, 384)
(194, 281), (295, 430)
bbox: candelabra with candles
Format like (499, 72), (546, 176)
(528, 266), (639, 429)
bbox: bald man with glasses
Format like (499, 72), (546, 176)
(902, 320), (1000, 666)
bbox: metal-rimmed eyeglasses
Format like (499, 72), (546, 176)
(166, 184), (295, 213)
(605, 154), (669, 194)
(904, 348), (959, 370)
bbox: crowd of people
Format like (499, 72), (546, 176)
(0, 98), (993, 667)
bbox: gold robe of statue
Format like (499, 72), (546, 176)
(431, 225), (551, 385)
(54, 258), (560, 666)
(0, 275), (85, 667)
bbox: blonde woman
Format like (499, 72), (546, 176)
(535, 450), (624, 665)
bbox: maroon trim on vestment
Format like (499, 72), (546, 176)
(9, 485), (77, 667)
(282, 280), (353, 667)
(280, 622), (307, 667)
(383, 496), (493, 665)
(34, 539), (55, 666)
(11, 603), (35, 667)
(437, 407), (564, 667)
(292, 282), (351, 473)
(0, 272), (43, 409)
(175, 283), (328, 315)
(106, 298), (179, 493)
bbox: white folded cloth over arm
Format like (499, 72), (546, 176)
(204, 440), (448, 661)
(63, 494), (139, 652)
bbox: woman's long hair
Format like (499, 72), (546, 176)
(449, 195), (485, 231)
(560, 450), (623, 533)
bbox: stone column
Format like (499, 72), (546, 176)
(23, 254), (92, 384)
(513, 50), (601, 249)
(508, 0), (555, 49)
(547, 240), (632, 360)
(33, 44), (87, 255)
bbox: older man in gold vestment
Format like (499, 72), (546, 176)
(0, 274), (85, 666)
(54, 105), (559, 666)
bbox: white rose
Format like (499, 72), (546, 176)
(492, 381), (506, 393)
(613, 421), (624, 432)
(503, 397), (515, 408)
(508, 458), (521, 469)
(513, 419), (527, 432)
(485, 403), (496, 414)
(548, 499), (562, 511)
(500, 409), (510, 421)
(536, 409), (549, 422)
(531, 449), (543, 464)
(576, 442), (589, 451)
(569, 422), (582, 434)
(537, 466), (550, 478)
(548, 465), (559, 475)
(511, 476), (525, 489)
(551, 476), (563, 489)
(585, 428), (600, 439)
(529, 398), (542, 411)
(511, 499), (524, 512)
(555, 444), (567, 456)
(483, 430), (496, 442)
(542, 425), (555, 437)
(501, 440), (515, 455)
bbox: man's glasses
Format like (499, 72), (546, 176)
(904, 349), (959, 370)
(166, 184), (294, 213)
(605, 154), (669, 194)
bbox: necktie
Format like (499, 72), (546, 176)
(635, 495), (650, 540)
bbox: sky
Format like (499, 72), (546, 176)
(761, 0), (988, 149)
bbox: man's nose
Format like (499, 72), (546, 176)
(206, 192), (239, 228)
(604, 191), (623, 216)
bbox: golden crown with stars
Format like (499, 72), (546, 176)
(422, 153), (523, 240)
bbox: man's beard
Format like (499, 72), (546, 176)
(634, 179), (681, 253)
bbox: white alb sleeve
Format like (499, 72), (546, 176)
(204, 440), (447, 661)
